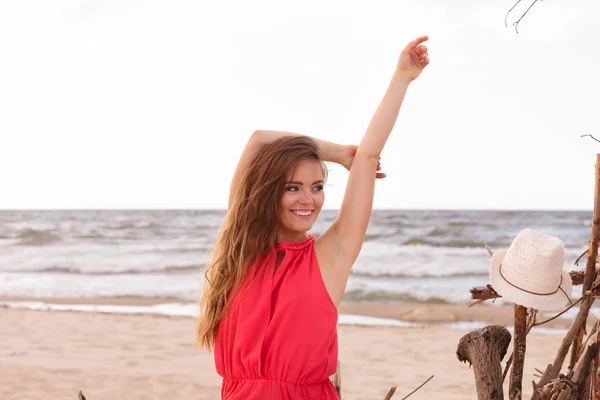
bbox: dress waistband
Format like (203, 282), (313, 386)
(222, 377), (329, 386)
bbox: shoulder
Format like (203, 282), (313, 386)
(314, 223), (354, 270)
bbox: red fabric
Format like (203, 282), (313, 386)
(214, 235), (339, 399)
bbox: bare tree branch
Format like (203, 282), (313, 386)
(506, 0), (542, 34)
(582, 134), (600, 144)
(505, 0), (523, 27)
(384, 386), (397, 400)
(399, 375), (434, 400)
(575, 249), (589, 266)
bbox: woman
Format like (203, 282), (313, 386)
(198, 36), (430, 399)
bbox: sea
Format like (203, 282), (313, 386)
(0, 209), (592, 306)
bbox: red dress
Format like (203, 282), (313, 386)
(214, 235), (339, 399)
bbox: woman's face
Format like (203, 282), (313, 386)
(278, 159), (325, 242)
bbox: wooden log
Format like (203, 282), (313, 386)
(570, 322), (600, 399)
(584, 368), (593, 400)
(533, 279), (597, 389)
(573, 163), (600, 383)
(573, 155), (600, 398)
(569, 326), (586, 370)
(509, 305), (527, 400)
(457, 325), (512, 400)
(556, 387), (574, 400)
(593, 333), (600, 400)
(532, 382), (552, 399)
(470, 270), (585, 301)
(583, 157), (600, 293)
(470, 285), (502, 301)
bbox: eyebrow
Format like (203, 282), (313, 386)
(286, 180), (325, 185)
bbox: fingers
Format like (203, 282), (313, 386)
(415, 46), (428, 55)
(414, 45), (429, 67)
(403, 35), (429, 53)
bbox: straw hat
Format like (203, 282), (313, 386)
(489, 229), (572, 311)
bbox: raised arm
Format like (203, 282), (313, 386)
(316, 36), (430, 300)
(227, 130), (352, 211)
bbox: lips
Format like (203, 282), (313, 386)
(291, 210), (313, 218)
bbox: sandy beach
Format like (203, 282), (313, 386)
(1, 297), (589, 400)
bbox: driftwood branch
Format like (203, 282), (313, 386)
(532, 286), (599, 398)
(571, 323), (600, 399)
(532, 154), (600, 397)
(575, 249), (589, 266)
(399, 375), (434, 400)
(571, 210), (600, 377)
(509, 305), (528, 400)
(536, 322), (600, 399)
(593, 332), (600, 399)
(384, 387), (397, 400)
(460, 155), (600, 399)
(457, 325), (512, 400)
(470, 270), (585, 301)
(502, 309), (537, 385)
(569, 327), (586, 371)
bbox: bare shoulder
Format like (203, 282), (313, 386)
(314, 223), (355, 305)
(315, 221), (356, 269)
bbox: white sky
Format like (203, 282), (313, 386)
(0, 0), (599, 210)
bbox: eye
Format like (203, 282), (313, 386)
(313, 185), (324, 192)
(286, 186), (299, 192)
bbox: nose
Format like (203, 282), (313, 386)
(298, 189), (314, 205)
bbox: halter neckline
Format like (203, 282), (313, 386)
(274, 235), (315, 250)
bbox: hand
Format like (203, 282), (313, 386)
(340, 145), (386, 179)
(396, 36), (430, 82)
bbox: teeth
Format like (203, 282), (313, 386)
(292, 210), (312, 216)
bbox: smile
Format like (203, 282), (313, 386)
(291, 210), (313, 218)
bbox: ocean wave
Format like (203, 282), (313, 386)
(364, 232), (398, 241)
(426, 228), (450, 237)
(401, 237), (485, 248)
(447, 221), (479, 228)
(350, 270), (489, 279)
(77, 230), (105, 239)
(16, 229), (61, 246)
(6, 264), (205, 275)
(106, 220), (161, 230)
(343, 288), (455, 303)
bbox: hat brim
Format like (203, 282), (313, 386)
(489, 249), (573, 312)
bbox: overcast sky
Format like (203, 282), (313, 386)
(1, 0), (599, 210)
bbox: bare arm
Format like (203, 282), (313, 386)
(316, 36), (430, 303)
(227, 130), (350, 210)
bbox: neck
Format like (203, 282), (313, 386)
(276, 230), (309, 244)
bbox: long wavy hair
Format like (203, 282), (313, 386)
(197, 135), (328, 350)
